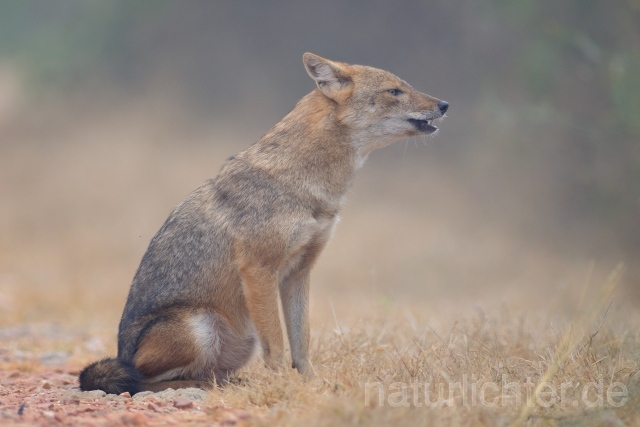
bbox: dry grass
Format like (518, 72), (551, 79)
(205, 268), (640, 426)
(1, 102), (639, 426)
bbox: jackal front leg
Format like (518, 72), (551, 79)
(279, 267), (313, 377)
(237, 259), (285, 370)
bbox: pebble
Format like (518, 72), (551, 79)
(172, 397), (193, 409)
(42, 410), (55, 420)
(131, 391), (155, 401)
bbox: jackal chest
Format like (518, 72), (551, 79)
(280, 215), (338, 279)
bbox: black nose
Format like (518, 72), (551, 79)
(438, 100), (449, 115)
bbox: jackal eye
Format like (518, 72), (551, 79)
(387, 88), (403, 96)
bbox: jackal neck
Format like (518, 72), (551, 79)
(243, 90), (358, 205)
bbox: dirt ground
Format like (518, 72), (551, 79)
(0, 324), (253, 426)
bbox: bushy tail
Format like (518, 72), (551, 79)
(79, 358), (143, 395)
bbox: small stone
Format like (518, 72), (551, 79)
(172, 397), (193, 409)
(8, 371), (20, 379)
(54, 412), (67, 422)
(42, 381), (51, 390)
(42, 411), (55, 420)
(131, 391), (154, 401)
(147, 402), (159, 412)
(119, 391), (131, 398)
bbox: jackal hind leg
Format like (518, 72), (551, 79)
(132, 310), (230, 391)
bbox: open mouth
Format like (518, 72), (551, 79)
(407, 118), (438, 134)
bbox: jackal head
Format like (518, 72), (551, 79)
(303, 52), (448, 155)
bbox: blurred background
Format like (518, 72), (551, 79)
(0, 1), (638, 329)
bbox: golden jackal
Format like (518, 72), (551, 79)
(79, 53), (448, 394)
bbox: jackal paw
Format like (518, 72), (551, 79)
(293, 360), (315, 378)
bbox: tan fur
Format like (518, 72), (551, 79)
(79, 53), (448, 394)
(133, 315), (200, 379)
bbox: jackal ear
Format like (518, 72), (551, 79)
(303, 53), (352, 100)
